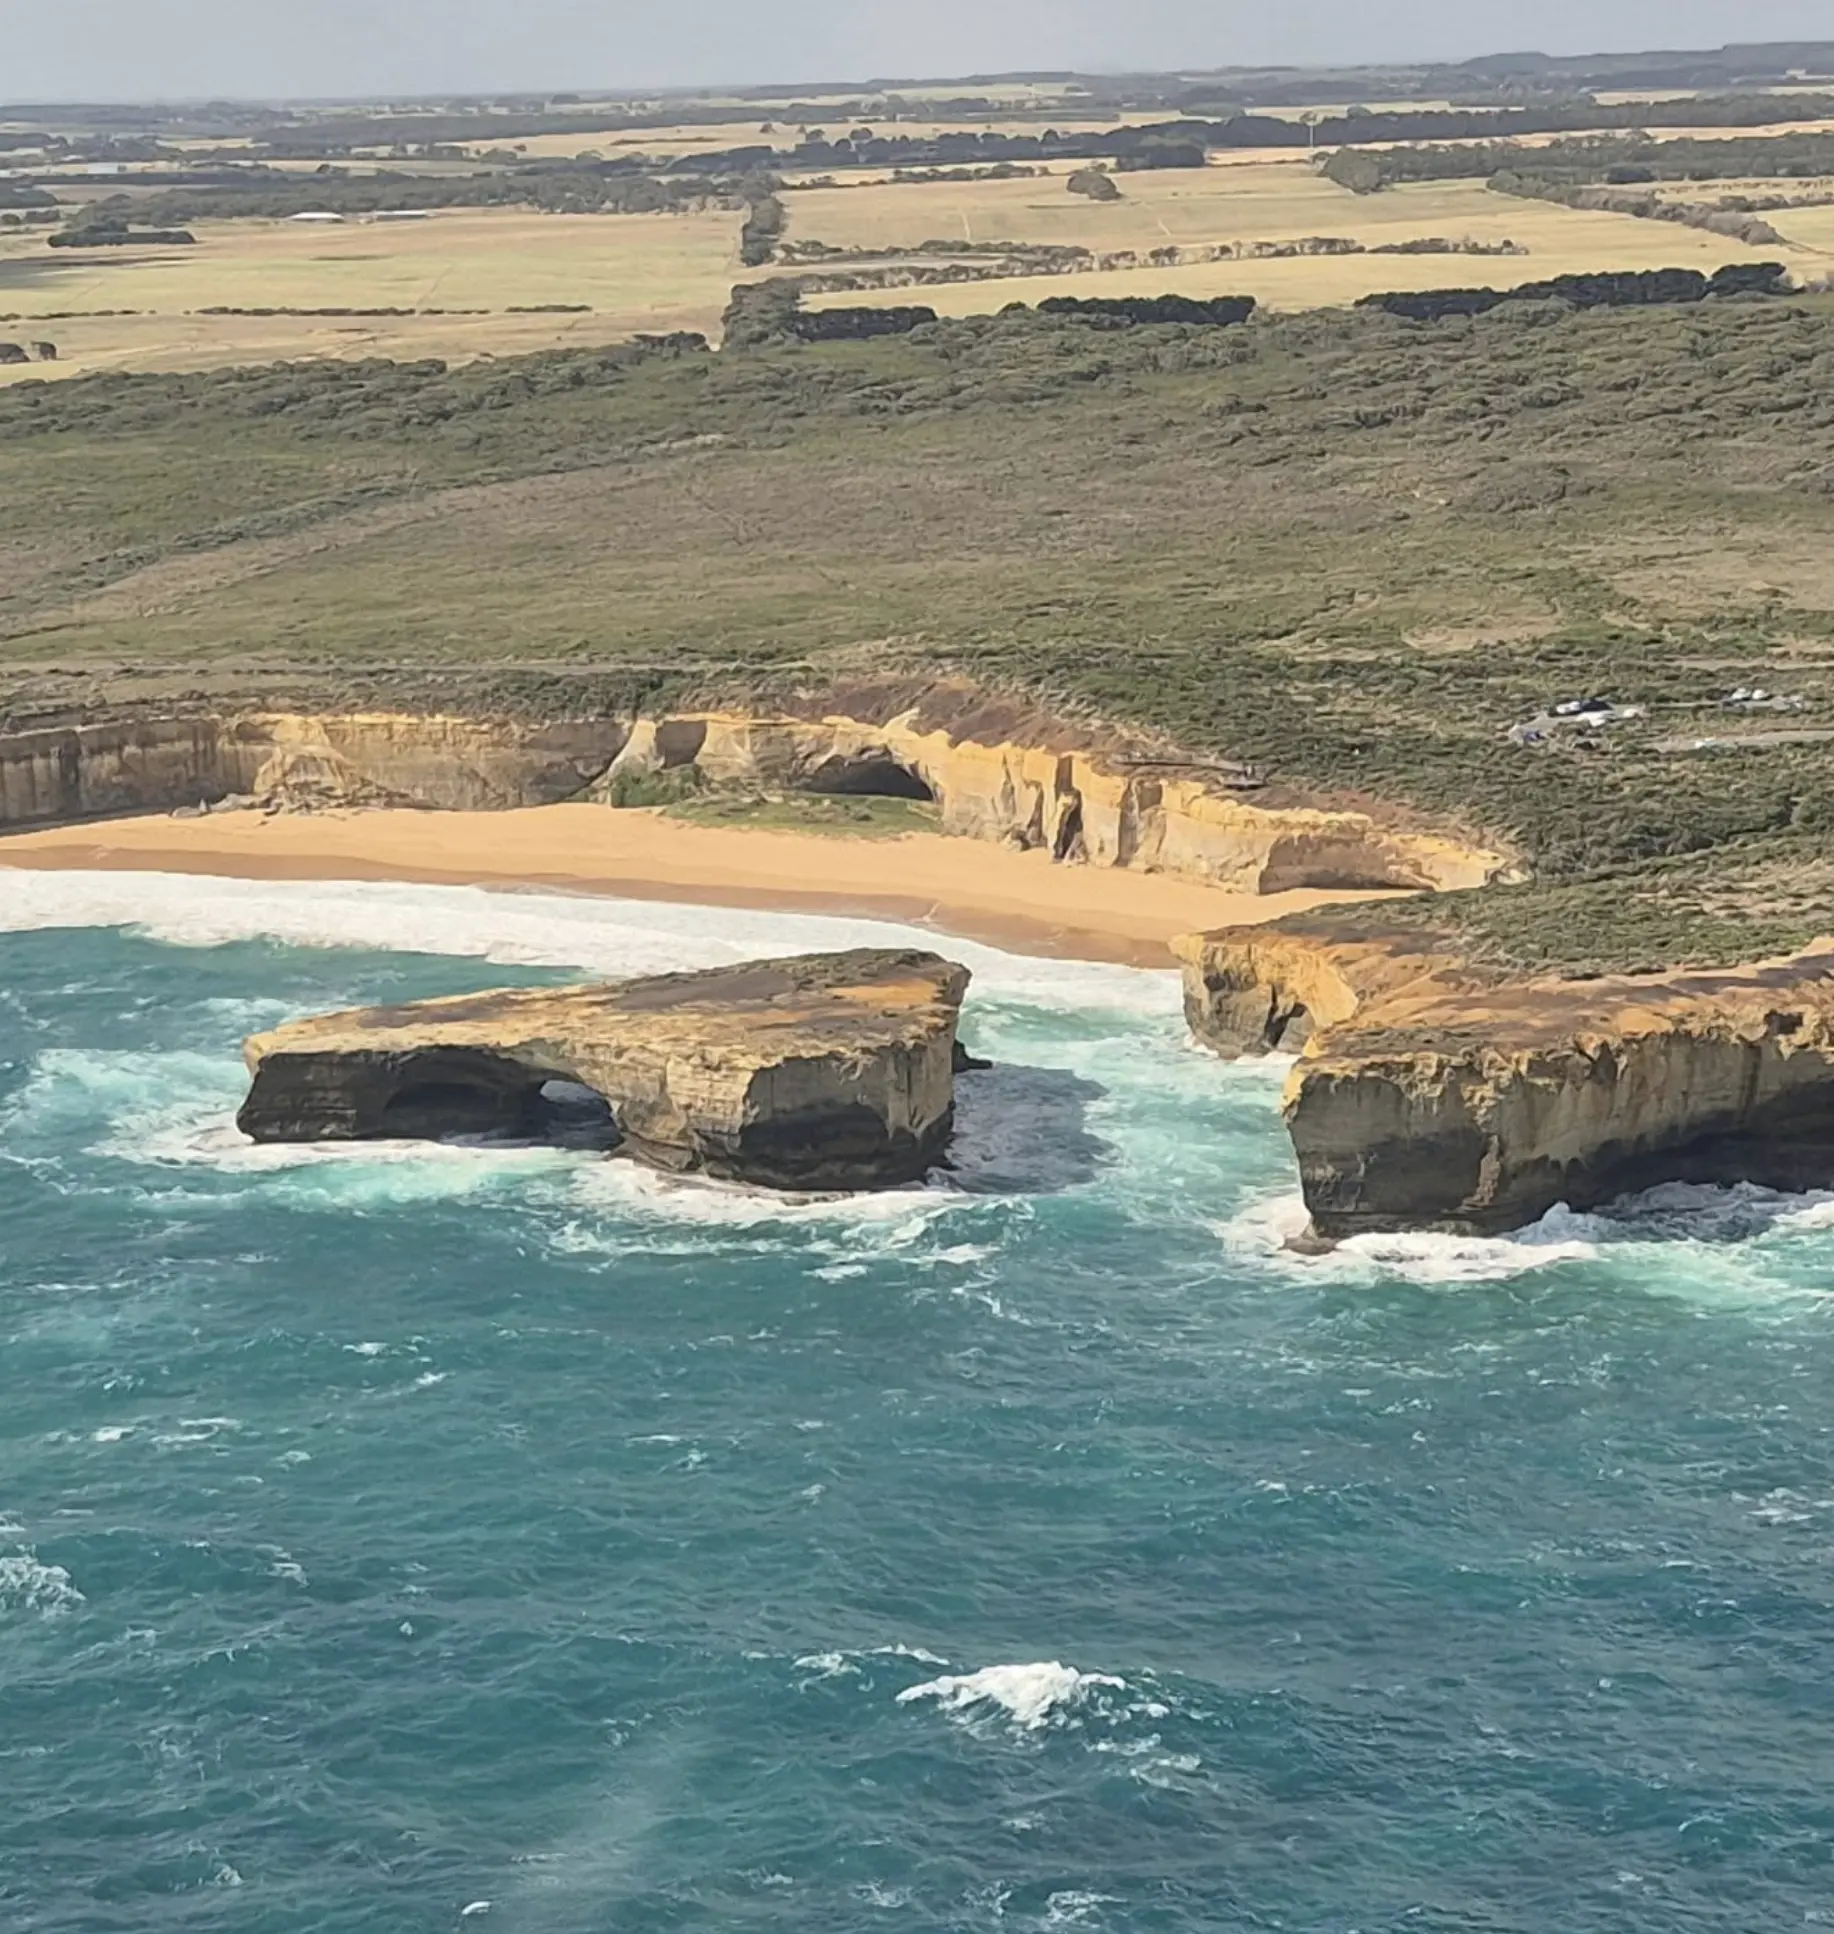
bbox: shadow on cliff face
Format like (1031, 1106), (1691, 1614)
(329, 1060), (1111, 1197)
(437, 1077), (625, 1154)
(945, 1064), (1110, 1196)
(1573, 1178), (1834, 1247)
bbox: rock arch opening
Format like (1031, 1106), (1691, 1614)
(367, 1052), (621, 1150)
(799, 752), (936, 802)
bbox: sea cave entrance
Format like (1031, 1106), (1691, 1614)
(799, 752), (936, 802)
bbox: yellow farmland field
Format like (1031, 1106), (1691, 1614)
(782, 165), (1818, 264)
(783, 162), (1345, 252)
(0, 207), (744, 379)
(1763, 202), (1834, 256)
(799, 176), (1828, 318)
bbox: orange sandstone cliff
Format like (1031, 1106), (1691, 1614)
(1176, 919), (1834, 1238)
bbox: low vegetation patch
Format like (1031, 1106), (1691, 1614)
(665, 792), (941, 838)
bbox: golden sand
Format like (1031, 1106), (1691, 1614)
(0, 804), (1404, 967)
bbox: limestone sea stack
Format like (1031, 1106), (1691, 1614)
(1177, 918), (1834, 1239)
(237, 948), (971, 1190)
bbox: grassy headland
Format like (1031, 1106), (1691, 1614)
(5, 290), (1834, 969)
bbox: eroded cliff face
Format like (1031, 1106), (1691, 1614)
(1178, 918), (1834, 1237)
(0, 712), (631, 826)
(1171, 924), (1478, 1057)
(0, 696), (1507, 897)
(238, 947), (970, 1191)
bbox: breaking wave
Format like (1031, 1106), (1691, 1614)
(897, 1662), (1129, 1732)
(0, 869), (1180, 1019)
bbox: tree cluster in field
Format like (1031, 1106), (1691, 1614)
(1324, 129), (1834, 193)
(886, 165), (1043, 185)
(1486, 171), (1786, 245)
(792, 303), (940, 341)
(1359, 261), (1791, 321)
(1066, 168), (1122, 201)
(779, 238), (1091, 269)
(782, 234), (1521, 298)
(48, 226), (196, 248)
(1030, 293), (1257, 326)
(79, 169), (741, 226)
(719, 280), (936, 346)
(738, 190), (786, 266)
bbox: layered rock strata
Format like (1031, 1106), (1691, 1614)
(1177, 919), (1834, 1237)
(0, 697), (1504, 895)
(238, 948), (971, 1190)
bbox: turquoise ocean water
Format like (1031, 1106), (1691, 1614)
(3, 872), (1833, 1933)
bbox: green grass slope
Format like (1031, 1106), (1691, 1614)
(6, 296), (1834, 968)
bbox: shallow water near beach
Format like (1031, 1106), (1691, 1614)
(4, 872), (1834, 1933)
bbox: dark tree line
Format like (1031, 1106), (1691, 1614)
(1359, 262), (1791, 322)
(48, 226), (196, 248)
(1031, 293), (1257, 326)
(82, 169), (738, 226)
(1324, 129), (1834, 192)
(719, 280), (937, 346)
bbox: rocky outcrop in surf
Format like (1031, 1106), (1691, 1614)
(237, 947), (971, 1190)
(1178, 917), (1834, 1238)
(0, 690), (1506, 896)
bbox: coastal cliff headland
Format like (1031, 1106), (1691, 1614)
(1178, 915), (1834, 1239)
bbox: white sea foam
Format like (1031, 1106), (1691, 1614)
(0, 870), (1179, 1017)
(1044, 1891), (1124, 1925)
(1337, 1221), (1602, 1284)
(565, 1159), (953, 1231)
(152, 1416), (243, 1448)
(1217, 1193), (1599, 1284)
(1220, 1178), (1834, 1297)
(896, 1661), (1126, 1731)
(132, 1114), (508, 1172)
(0, 1549), (84, 1616)
(794, 1651), (858, 1679)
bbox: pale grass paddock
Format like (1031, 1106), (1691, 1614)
(793, 169), (1828, 315)
(0, 206), (744, 379)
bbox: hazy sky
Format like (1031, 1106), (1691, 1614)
(7, 0), (1834, 103)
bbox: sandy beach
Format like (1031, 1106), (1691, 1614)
(0, 805), (1401, 966)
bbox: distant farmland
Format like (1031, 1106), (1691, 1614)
(0, 207), (743, 379)
(791, 165), (1831, 318)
